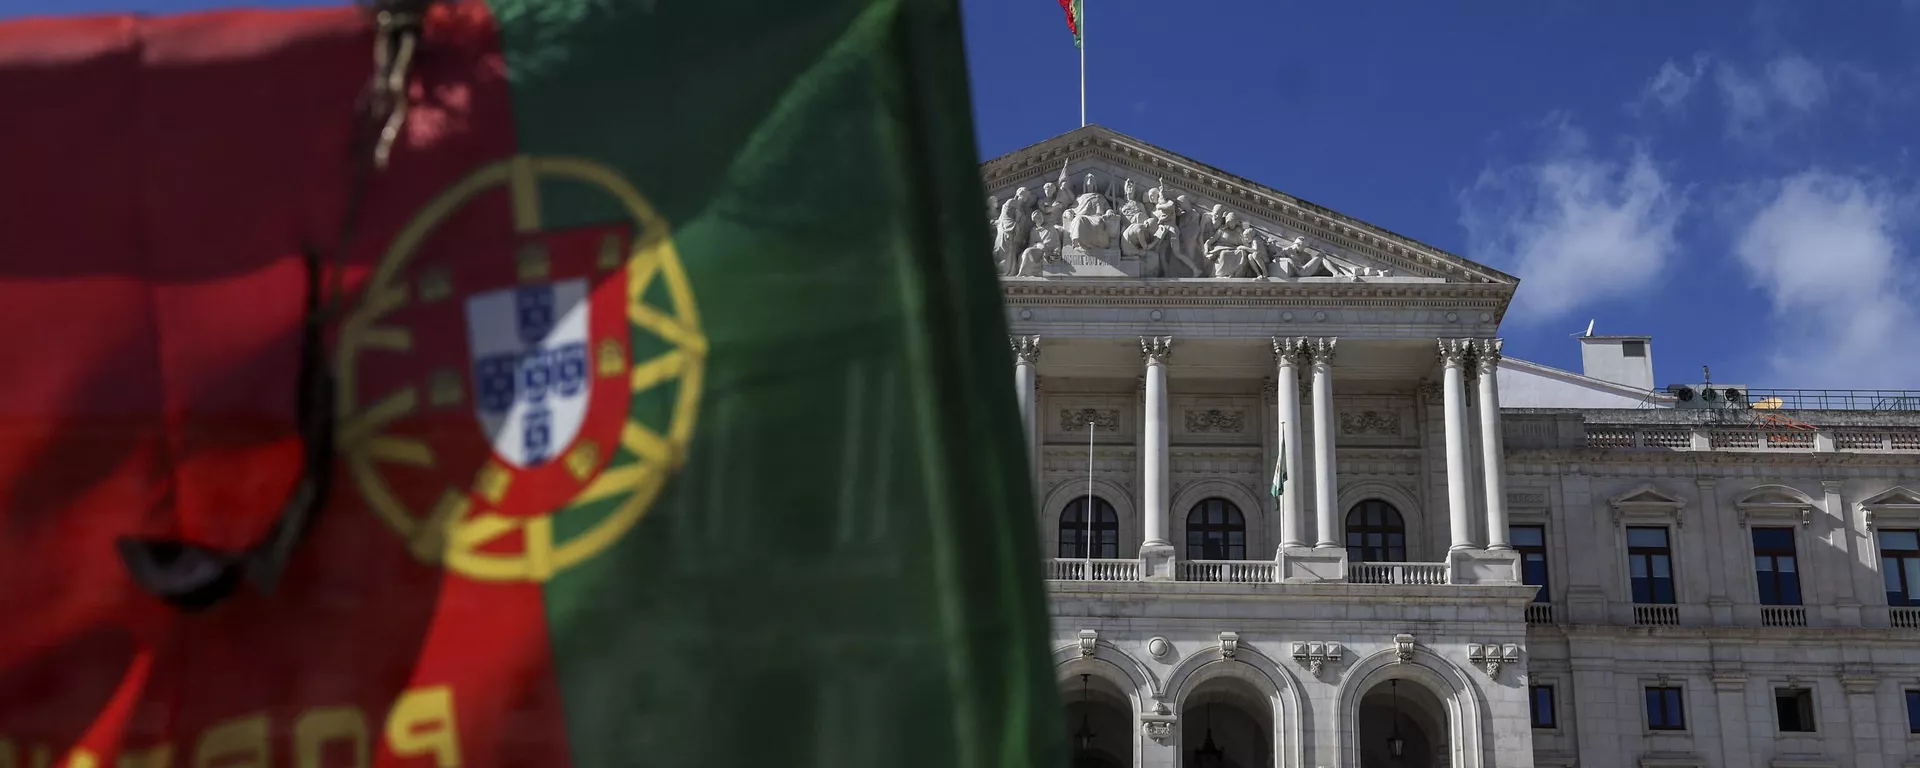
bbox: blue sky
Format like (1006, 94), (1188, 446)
(7, 0), (1918, 389)
(965, 0), (1920, 389)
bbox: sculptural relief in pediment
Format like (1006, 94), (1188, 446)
(986, 160), (1395, 280)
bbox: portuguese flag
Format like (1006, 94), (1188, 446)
(0, 1), (1060, 766)
(1058, 0), (1083, 48)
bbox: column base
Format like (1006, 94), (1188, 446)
(1140, 542), (1176, 581)
(1280, 546), (1347, 583)
(1447, 548), (1520, 585)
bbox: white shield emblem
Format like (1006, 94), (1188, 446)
(465, 279), (593, 468)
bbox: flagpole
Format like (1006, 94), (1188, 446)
(1085, 419), (1095, 567)
(1078, 0), (1086, 127)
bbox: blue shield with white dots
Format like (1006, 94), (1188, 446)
(464, 279), (593, 468)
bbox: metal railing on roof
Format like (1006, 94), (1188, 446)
(1740, 389), (1920, 411)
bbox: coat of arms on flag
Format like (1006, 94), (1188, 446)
(337, 155), (705, 583)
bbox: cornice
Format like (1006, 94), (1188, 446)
(979, 126), (1518, 288)
(1506, 448), (1920, 469)
(1002, 278), (1515, 310)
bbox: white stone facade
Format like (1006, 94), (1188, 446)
(991, 127), (1920, 768)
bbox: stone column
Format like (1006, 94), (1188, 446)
(1474, 338), (1510, 550)
(1011, 336), (1041, 482)
(1140, 337), (1175, 578)
(1307, 338), (1340, 549)
(1439, 339), (1476, 551)
(1273, 337), (1308, 549)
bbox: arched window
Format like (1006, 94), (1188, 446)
(1185, 498), (1246, 561)
(1346, 500), (1406, 562)
(1059, 496), (1120, 558)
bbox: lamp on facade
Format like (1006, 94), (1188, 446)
(1193, 700), (1226, 768)
(1073, 674), (1097, 757)
(1388, 679), (1406, 759)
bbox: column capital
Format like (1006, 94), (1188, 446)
(1472, 338), (1503, 374)
(1140, 336), (1174, 364)
(1010, 334), (1041, 364)
(1438, 338), (1474, 367)
(1271, 336), (1308, 366)
(1304, 337), (1337, 365)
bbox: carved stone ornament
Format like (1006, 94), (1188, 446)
(1473, 338), (1504, 375)
(1140, 335), (1174, 364)
(1340, 410), (1401, 436)
(1147, 636), (1173, 662)
(1185, 409), (1246, 433)
(1393, 633), (1416, 665)
(1437, 338), (1474, 367)
(1078, 629), (1098, 657)
(1060, 408), (1119, 432)
(1305, 337), (1337, 365)
(1416, 379), (1442, 403)
(1467, 643), (1521, 678)
(1290, 641), (1344, 676)
(1010, 335), (1041, 364)
(1272, 336), (1309, 367)
(1141, 718), (1176, 745)
(1218, 631), (1240, 659)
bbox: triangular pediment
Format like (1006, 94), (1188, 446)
(1860, 486), (1920, 509)
(1609, 485), (1685, 509)
(980, 125), (1515, 285)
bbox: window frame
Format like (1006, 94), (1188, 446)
(1626, 526), (1678, 606)
(1184, 497), (1248, 561)
(1905, 689), (1919, 735)
(1751, 526), (1804, 607)
(1528, 683), (1557, 730)
(1511, 524), (1551, 604)
(1344, 499), (1407, 563)
(1881, 529), (1920, 607)
(1643, 684), (1688, 732)
(1057, 496), (1120, 559)
(1773, 687), (1816, 734)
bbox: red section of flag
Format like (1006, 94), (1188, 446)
(1057, 0), (1079, 36)
(0, 5), (571, 765)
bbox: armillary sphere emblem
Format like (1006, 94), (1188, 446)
(337, 155), (704, 583)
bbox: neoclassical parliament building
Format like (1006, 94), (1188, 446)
(988, 126), (1920, 768)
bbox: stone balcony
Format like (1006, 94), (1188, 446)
(1502, 409), (1920, 454)
(1045, 546), (1521, 587)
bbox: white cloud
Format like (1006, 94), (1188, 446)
(1716, 53), (1829, 140)
(1732, 172), (1920, 387)
(1459, 117), (1686, 322)
(1639, 54), (1710, 111)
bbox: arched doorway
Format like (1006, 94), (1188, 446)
(1181, 676), (1271, 768)
(1062, 673), (1131, 768)
(1356, 678), (1449, 768)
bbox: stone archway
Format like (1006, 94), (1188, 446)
(1355, 678), (1449, 768)
(1181, 675), (1272, 768)
(1063, 672), (1133, 768)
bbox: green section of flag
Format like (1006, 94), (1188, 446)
(487, 0), (1061, 766)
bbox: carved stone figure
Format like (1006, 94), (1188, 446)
(1269, 235), (1336, 278)
(1064, 173), (1123, 251)
(1016, 210), (1060, 276)
(1121, 214), (1166, 276)
(1202, 212), (1267, 278)
(1173, 195), (1208, 270)
(992, 187), (1034, 275)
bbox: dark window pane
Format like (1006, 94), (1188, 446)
(1753, 527), (1794, 550)
(1185, 498), (1246, 561)
(1510, 525), (1544, 547)
(1627, 527), (1669, 548)
(1906, 690), (1919, 734)
(1530, 686), (1556, 729)
(1058, 496), (1119, 558)
(1881, 530), (1920, 551)
(1345, 500), (1407, 562)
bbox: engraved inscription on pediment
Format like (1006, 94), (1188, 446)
(986, 159), (1403, 281)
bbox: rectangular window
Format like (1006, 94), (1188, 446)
(1645, 686), (1686, 731)
(1752, 527), (1803, 606)
(1512, 525), (1550, 603)
(1627, 527), (1676, 605)
(1622, 340), (1646, 357)
(1883, 529), (1920, 606)
(1906, 689), (1919, 734)
(1775, 688), (1816, 732)
(1530, 684), (1556, 729)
